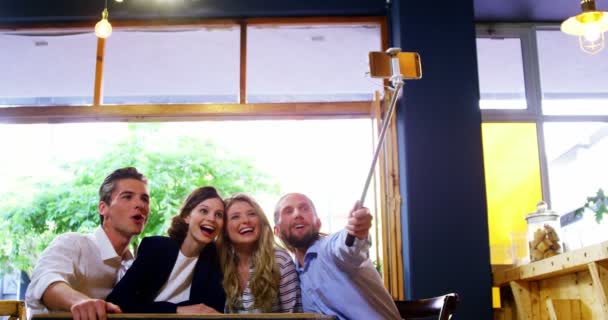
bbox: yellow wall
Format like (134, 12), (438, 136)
(482, 123), (543, 265)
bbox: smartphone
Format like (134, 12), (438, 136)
(368, 51), (422, 80)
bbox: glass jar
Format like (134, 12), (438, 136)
(525, 201), (562, 262)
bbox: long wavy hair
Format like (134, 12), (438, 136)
(217, 193), (280, 312)
(167, 186), (223, 245)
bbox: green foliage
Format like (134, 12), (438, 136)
(0, 124), (279, 275)
(574, 188), (608, 224)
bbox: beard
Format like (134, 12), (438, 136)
(281, 227), (320, 250)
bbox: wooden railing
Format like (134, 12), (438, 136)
(33, 313), (335, 320)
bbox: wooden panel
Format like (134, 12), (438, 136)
(587, 262), (608, 319)
(93, 37), (106, 107)
(0, 300), (26, 320)
(0, 301), (18, 315)
(511, 280), (533, 320)
(530, 281), (541, 320)
(546, 299), (582, 320)
(239, 21), (247, 104)
(0, 102), (372, 123)
(494, 307), (514, 320)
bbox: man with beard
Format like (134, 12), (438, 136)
(26, 167), (150, 320)
(273, 193), (400, 320)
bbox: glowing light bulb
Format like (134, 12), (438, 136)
(583, 23), (602, 42)
(94, 9), (112, 38)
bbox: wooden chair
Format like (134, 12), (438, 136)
(0, 300), (27, 320)
(394, 293), (459, 320)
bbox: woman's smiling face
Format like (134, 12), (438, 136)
(185, 197), (224, 245)
(226, 200), (261, 248)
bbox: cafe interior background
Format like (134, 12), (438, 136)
(1, 0), (607, 319)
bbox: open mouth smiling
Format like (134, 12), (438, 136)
(239, 227), (254, 235)
(200, 224), (216, 237)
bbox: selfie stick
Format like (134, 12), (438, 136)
(345, 48), (406, 247)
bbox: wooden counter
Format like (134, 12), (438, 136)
(33, 313), (335, 320)
(493, 240), (608, 320)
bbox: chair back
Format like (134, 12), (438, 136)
(0, 300), (26, 320)
(394, 293), (459, 320)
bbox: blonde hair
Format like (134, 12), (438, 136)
(218, 193), (281, 312)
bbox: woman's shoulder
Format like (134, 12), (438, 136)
(139, 236), (180, 253)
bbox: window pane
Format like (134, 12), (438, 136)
(247, 24), (383, 103)
(0, 32), (96, 107)
(476, 38), (527, 110)
(537, 30), (608, 115)
(0, 119), (378, 271)
(544, 122), (608, 212)
(482, 123), (542, 265)
(103, 27), (240, 105)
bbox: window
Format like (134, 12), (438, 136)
(246, 24), (383, 102)
(0, 17), (404, 298)
(476, 37), (527, 110)
(477, 25), (608, 267)
(537, 30), (608, 115)
(104, 27), (241, 104)
(0, 32), (96, 106)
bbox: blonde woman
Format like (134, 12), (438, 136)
(218, 193), (302, 313)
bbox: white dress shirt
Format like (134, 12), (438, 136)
(25, 227), (134, 314)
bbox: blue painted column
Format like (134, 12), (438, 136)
(390, 0), (493, 318)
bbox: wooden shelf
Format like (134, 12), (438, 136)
(494, 240), (608, 286)
(493, 241), (608, 320)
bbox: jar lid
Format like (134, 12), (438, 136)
(525, 201), (559, 222)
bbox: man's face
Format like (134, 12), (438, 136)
(99, 178), (150, 238)
(274, 193), (321, 249)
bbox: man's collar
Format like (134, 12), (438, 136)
(94, 227), (134, 262)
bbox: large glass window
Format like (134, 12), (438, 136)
(0, 32), (96, 107)
(246, 24), (383, 103)
(537, 30), (608, 115)
(476, 37), (527, 110)
(478, 27), (608, 268)
(482, 123), (542, 265)
(544, 122), (608, 212)
(104, 27), (240, 105)
(0, 19), (399, 296)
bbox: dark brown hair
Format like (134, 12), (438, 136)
(167, 186), (223, 244)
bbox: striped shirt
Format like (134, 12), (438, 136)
(227, 248), (302, 313)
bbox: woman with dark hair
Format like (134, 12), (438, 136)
(218, 193), (301, 313)
(107, 186), (226, 313)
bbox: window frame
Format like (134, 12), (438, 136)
(477, 22), (608, 209)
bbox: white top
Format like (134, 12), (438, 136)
(25, 227), (134, 314)
(228, 248), (302, 313)
(154, 251), (198, 303)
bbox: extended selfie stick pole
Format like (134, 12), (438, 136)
(345, 48), (405, 247)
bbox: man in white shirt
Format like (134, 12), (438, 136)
(26, 167), (150, 320)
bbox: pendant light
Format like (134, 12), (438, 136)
(95, 0), (112, 39)
(561, 0), (608, 54)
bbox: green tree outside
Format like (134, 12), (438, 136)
(0, 123), (279, 276)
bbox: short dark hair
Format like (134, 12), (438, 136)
(98, 167), (148, 224)
(168, 186), (223, 244)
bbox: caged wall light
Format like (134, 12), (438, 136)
(561, 0), (608, 54)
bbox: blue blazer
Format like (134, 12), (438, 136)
(106, 236), (225, 313)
